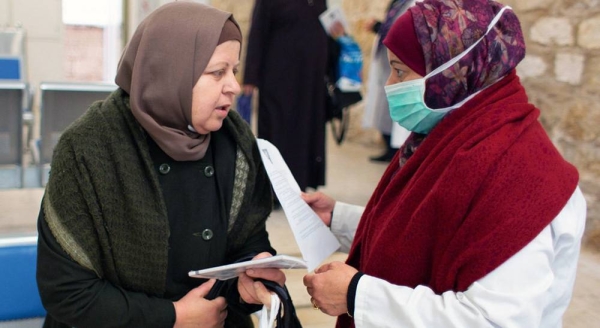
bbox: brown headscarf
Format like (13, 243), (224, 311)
(115, 2), (242, 161)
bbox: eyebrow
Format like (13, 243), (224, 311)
(390, 59), (405, 66)
(205, 61), (240, 70)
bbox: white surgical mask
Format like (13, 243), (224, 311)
(384, 6), (511, 134)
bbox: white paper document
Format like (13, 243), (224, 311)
(319, 6), (351, 35)
(188, 255), (307, 280)
(256, 139), (341, 272)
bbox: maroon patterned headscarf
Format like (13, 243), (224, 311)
(385, 0), (526, 109)
(376, 0), (413, 51)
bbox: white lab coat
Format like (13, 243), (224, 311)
(330, 187), (587, 327)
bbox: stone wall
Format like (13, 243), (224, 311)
(210, 0), (600, 249)
(502, 0), (600, 250)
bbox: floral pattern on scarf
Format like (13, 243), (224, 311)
(410, 0), (526, 109)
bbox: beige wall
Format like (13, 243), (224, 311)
(0, 0), (64, 87)
(1, 0), (64, 140)
(211, 0), (600, 248)
(502, 0), (600, 249)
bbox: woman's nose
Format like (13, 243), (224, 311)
(225, 72), (241, 95)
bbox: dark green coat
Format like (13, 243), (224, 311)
(37, 89), (274, 327)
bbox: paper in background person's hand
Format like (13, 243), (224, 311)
(319, 6), (351, 36)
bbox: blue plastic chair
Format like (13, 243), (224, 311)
(0, 235), (45, 327)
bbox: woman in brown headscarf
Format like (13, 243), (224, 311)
(36, 2), (283, 327)
(302, 0), (585, 327)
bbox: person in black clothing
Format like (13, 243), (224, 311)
(36, 3), (284, 327)
(243, 0), (329, 192)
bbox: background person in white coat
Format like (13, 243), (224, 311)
(361, 0), (414, 162)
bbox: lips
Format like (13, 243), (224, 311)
(214, 105), (230, 118)
(216, 104), (230, 111)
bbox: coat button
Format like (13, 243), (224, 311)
(204, 166), (214, 177)
(159, 163), (170, 175)
(201, 229), (214, 241)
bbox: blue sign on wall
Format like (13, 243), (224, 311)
(0, 58), (21, 80)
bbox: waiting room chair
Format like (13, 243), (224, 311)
(1, 27), (36, 188)
(38, 81), (117, 185)
(0, 82), (27, 188)
(0, 235), (45, 327)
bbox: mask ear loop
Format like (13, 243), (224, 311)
(425, 6), (512, 79)
(422, 6), (513, 112)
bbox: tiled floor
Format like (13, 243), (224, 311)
(1, 135), (598, 327)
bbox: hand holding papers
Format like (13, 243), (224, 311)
(256, 139), (341, 272)
(189, 255), (307, 280)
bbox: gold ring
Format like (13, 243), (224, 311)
(311, 297), (319, 310)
